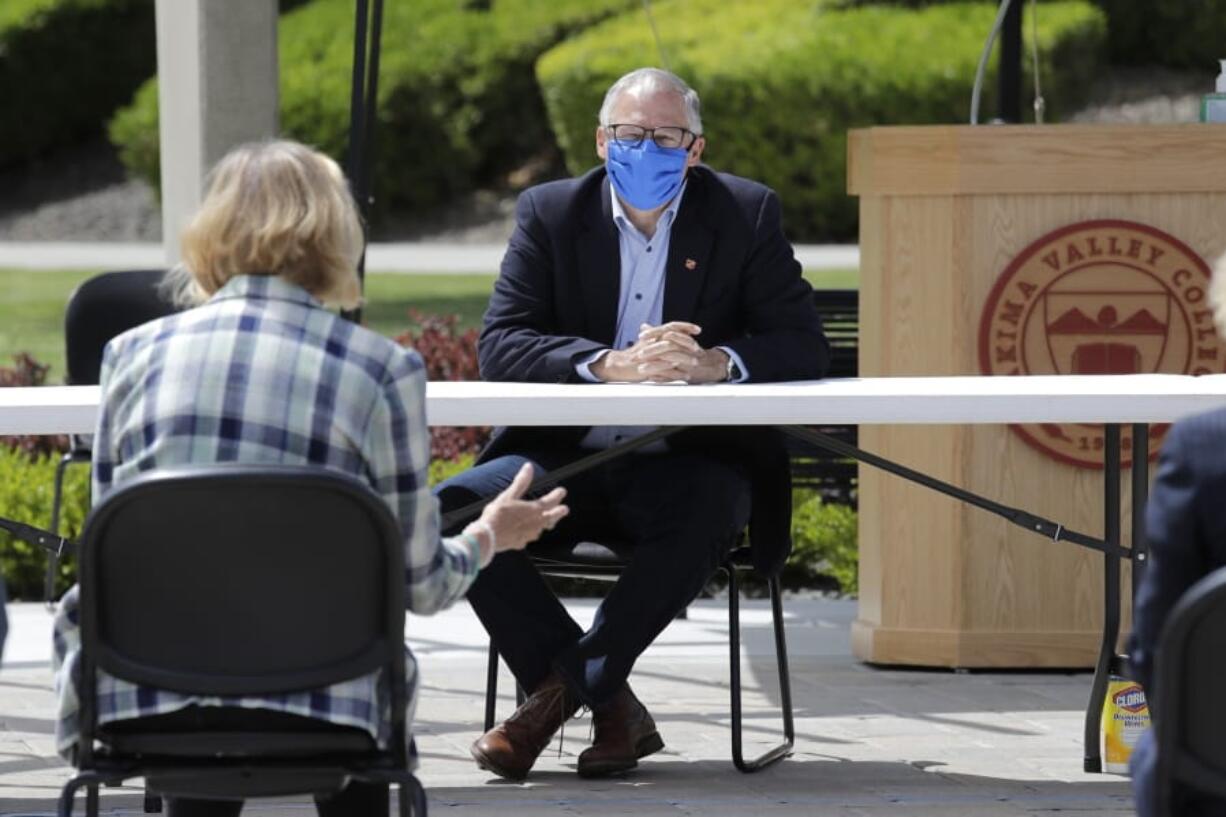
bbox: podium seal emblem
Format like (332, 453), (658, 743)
(978, 219), (1226, 468)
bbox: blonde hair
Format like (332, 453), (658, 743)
(170, 140), (363, 309)
(1213, 253), (1226, 341)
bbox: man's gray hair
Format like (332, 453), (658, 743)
(598, 67), (703, 135)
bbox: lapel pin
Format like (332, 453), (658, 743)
(684, 258), (698, 270)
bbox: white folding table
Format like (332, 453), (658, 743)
(5, 373), (1226, 771)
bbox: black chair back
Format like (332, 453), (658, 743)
(63, 269), (175, 386)
(74, 465), (408, 763)
(1155, 566), (1226, 813)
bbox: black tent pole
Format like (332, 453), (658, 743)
(997, 0), (1023, 123)
(362, 0), (385, 200)
(343, 0), (385, 324)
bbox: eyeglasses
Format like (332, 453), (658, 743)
(606, 124), (699, 150)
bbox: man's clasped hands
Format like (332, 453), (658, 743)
(589, 321), (731, 384)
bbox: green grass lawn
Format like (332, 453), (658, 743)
(0, 268), (95, 380)
(362, 273), (496, 337)
(0, 266), (858, 382)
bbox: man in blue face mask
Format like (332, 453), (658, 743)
(436, 67), (829, 781)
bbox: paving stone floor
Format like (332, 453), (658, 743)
(0, 597), (1133, 816)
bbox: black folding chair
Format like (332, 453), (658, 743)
(59, 465), (426, 817)
(45, 269), (177, 601)
(483, 539), (794, 772)
(1153, 565), (1226, 817)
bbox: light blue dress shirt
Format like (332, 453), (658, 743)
(576, 183), (748, 450)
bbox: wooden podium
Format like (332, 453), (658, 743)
(847, 124), (1226, 668)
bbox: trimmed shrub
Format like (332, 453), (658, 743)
(537, 0), (1105, 241)
(1094, 0), (1226, 70)
(715, 490), (858, 597)
(0, 0), (155, 167)
(787, 491), (858, 594)
(0, 446), (87, 600)
(835, 0), (976, 6)
(392, 311), (489, 461)
(429, 453), (474, 487)
(108, 77), (161, 191)
(109, 0), (637, 216)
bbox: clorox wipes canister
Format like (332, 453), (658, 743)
(1101, 656), (1150, 775)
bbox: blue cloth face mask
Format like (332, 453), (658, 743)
(606, 138), (689, 211)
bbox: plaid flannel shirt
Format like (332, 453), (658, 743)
(53, 274), (481, 758)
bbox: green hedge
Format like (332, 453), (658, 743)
(787, 491), (857, 593)
(0, 0), (155, 168)
(537, 0), (1105, 241)
(0, 447), (87, 600)
(867, 0), (1226, 71)
(1094, 0), (1226, 70)
(110, 0), (637, 215)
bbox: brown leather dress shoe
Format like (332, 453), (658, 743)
(577, 683), (664, 778)
(471, 670), (581, 781)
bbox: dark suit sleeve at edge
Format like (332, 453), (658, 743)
(721, 189), (829, 382)
(1128, 422), (1207, 700)
(478, 190), (606, 383)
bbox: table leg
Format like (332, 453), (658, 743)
(1084, 424), (1122, 773)
(1131, 423), (1149, 595)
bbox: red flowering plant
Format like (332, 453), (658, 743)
(392, 312), (490, 461)
(0, 353), (70, 458)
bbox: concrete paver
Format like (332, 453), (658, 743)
(0, 596), (1132, 816)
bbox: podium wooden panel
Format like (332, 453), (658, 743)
(848, 124), (1226, 667)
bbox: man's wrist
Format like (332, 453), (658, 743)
(590, 353), (608, 381)
(724, 352), (741, 382)
(578, 349), (613, 382)
(716, 346), (744, 382)
(709, 348), (732, 382)
(590, 349), (620, 381)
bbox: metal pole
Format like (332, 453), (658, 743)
(998, 0), (1023, 122)
(343, 0), (370, 325)
(1085, 424), (1122, 773)
(346, 0), (369, 204)
(484, 642), (499, 731)
(1131, 424), (1150, 595)
(343, 0), (384, 324)
(361, 0), (385, 213)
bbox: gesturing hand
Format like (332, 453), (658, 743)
(471, 463), (569, 554)
(591, 321), (729, 383)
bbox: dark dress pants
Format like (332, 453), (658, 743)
(436, 447), (751, 707)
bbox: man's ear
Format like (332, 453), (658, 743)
(687, 136), (705, 168)
(595, 126), (608, 162)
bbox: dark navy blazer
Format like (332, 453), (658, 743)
(1129, 407), (1226, 817)
(476, 164), (830, 574)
